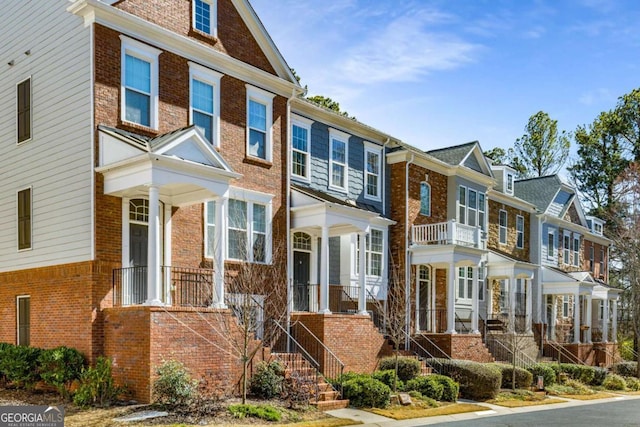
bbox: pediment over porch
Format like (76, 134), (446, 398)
(486, 251), (536, 279)
(541, 267), (594, 295)
(96, 126), (241, 205)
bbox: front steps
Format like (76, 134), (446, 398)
(272, 352), (349, 410)
(485, 332), (539, 364)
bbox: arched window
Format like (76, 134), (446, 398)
(293, 232), (312, 251)
(129, 199), (149, 223)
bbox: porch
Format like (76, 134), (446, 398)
(412, 220), (484, 249)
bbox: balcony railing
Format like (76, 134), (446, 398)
(412, 220), (484, 249)
(113, 265), (214, 307)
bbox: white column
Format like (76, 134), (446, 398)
(612, 300), (618, 343)
(430, 267), (436, 333)
(310, 236), (318, 312)
(573, 292), (581, 344)
(446, 263), (457, 334)
(212, 196), (227, 309)
(507, 278), (515, 333)
(585, 294), (592, 343)
(471, 266), (479, 334)
(319, 225), (331, 314)
(358, 232), (368, 315)
(602, 299), (610, 342)
(525, 279), (533, 334)
(144, 185), (162, 306)
(551, 296), (557, 340)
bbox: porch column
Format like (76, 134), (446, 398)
(446, 263), (457, 334)
(585, 294), (592, 343)
(550, 295), (557, 340)
(430, 267), (436, 333)
(612, 300), (618, 342)
(602, 299), (609, 342)
(471, 265), (479, 334)
(525, 279), (533, 334)
(507, 278), (515, 333)
(573, 292), (581, 344)
(144, 185), (162, 306)
(212, 196), (227, 309)
(319, 225), (331, 314)
(358, 231), (368, 315)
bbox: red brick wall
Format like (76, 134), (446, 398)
(422, 334), (493, 363)
(113, 0), (276, 75)
(104, 306), (267, 402)
(582, 239), (608, 282)
(293, 313), (391, 374)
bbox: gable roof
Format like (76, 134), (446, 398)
(427, 141), (493, 177)
(291, 184), (381, 215)
(514, 175), (564, 212)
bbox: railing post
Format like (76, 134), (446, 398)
(448, 219), (455, 245)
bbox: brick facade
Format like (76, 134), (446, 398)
(486, 200), (530, 262)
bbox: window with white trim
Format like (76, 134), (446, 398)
(193, 0), (217, 37)
(364, 145), (381, 200)
(458, 186), (486, 228)
(205, 201), (216, 258)
(227, 197), (271, 263)
(291, 116), (311, 180)
(478, 265), (485, 301)
(356, 229), (384, 277)
(563, 233), (571, 265)
(506, 172), (514, 194)
(246, 85), (274, 161)
(120, 36), (160, 129)
(189, 63), (222, 146)
(600, 248), (605, 276)
(589, 246), (595, 272)
(547, 229), (555, 260)
(17, 188), (31, 251)
(420, 182), (431, 216)
(499, 209), (507, 245)
(457, 266), (473, 300)
(468, 189), (477, 227)
(573, 235), (580, 267)
(516, 215), (524, 249)
(478, 193), (486, 230)
(458, 186), (466, 224)
(562, 295), (569, 317)
(17, 77), (31, 144)
(329, 129), (349, 191)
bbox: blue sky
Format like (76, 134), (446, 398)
(250, 0), (640, 158)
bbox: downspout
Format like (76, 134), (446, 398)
(405, 153), (415, 350)
(382, 138), (390, 217)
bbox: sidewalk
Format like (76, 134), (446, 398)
(326, 393), (640, 427)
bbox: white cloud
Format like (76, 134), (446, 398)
(578, 88), (614, 106)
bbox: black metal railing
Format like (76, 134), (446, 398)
(485, 334), (536, 369)
(290, 321), (344, 384)
(545, 340), (587, 365)
(112, 265), (214, 307)
(407, 333), (451, 375)
(417, 308), (447, 333)
(292, 283), (318, 312)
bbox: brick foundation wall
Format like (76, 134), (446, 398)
(104, 306), (267, 403)
(292, 313), (391, 374)
(419, 334), (494, 363)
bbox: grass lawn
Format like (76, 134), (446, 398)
(553, 392), (617, 400)
(486, 390), (566, 408)
(370, 402), (487, 420)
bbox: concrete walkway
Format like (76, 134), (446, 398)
(326, 393), (640, 427)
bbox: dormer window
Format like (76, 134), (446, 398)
(506, 172), (514, 194)
(193, 0), (217, 38)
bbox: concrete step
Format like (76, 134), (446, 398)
(312, 399), (350, 410)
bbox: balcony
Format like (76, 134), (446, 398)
(113, 266), (215, 307)
(412, 220), (484, 249)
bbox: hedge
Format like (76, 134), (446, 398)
(372, 369), (404, 391)
(527, 363), (556, 387)
(342, 376), (391, 408)
(429, 359), (501, 400)
(377, 357), (421, 382)
(493, 364), (532, 389)
(612, 362), (638, 377)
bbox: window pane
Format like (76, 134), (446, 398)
(332, 164), (344, 187)
(420, 183), (430, 216)
(229, 200), (246, 228)
(331, 139), (345, 163)
(253, 233), (265, 262)
(229, 230), (247, 260)
(367, 152), (379, 174)
(249, 100), (266, 131)
(370, 253), (381, 276)
(478, 193), (485, 212)
(17, 79), (31, 143)
(468, 189), (477, 209)
(192, 79), (213, 113)
(367, 174), (378, 197)
(370, 230), (383, 252)
(125, 55), (151, 93)
(249, 129), (265, 158)
(193, 111), (213, 143)
(253, 204), (266, 233)
(458, 268), (465, 299)
(18, 189), (31, 250)
(292, 125), (307, 151)
(195, 0), (211, 33)
(125, 89), (150, 127)
(292, 151), (306, 177)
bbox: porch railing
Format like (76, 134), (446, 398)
(412, 220), (483, 249)
(417, 308), (447, 333)
(112, 265), (214, 307)
(293, 283), (319, 312)
(545, 340), (588, 365)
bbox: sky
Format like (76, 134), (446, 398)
(249, 0), (640, 161)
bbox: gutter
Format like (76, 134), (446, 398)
(382, 138), (390, 217)
(405, 153), (415, 349)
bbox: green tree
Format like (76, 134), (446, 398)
(306, 95), (354, 119)
(615, 88), (640, 160)
(483, 147), (527, 177)
(514, 111), (570, 178)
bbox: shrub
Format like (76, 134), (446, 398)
(432, 359), (501, 400)
(432, 374), (459, 402)
(38, 346), (85, 399)
(372, 370), (404, 391)
(546, 379), (592, 396)
(342, 376), (391, 408)
(613, 362), (638, 377)
(250, 361), (284, 399)
(229, 404), (282, 422)
(378, 357), (421, 382)
(0, 345), (42, 388)
(591, 368), (608, 386)
(152, 359), (198, 407)
(73, 357), (123, 407)
(527, 364), (556, 388)
(493, 365), (532, 389)
(603, 374), (627, 391)
(405, 376), (443, 401)
(625, 376), (640, 391)
(282, 374), (313, 408)
(619, 339), (636, 361)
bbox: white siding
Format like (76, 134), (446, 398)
(0, 1), (93, 272)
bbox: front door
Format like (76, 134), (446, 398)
(129, 223), (148, 304)
(293, 251), (310, 311)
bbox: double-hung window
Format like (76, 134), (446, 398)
(458, 186), (467, 224)
(458, 186), (485, 228)
(329, 129), (349, 191)
(589, 246), (595, 272)
(516, 215), (524, 249)
(506, 173), (514, 194)
(120, 36), (160, 129)
(189, 63), (222, 146)
(457, 267), (473, 300)
(225, 190), (272, 263)
(205, 201), (216, 258)
(364, 144), (381, 200)
(420, 182), (431, 216)
(17, 188), (32, 251)
(356, 229), (384, 277)
(193, 0), (217, 37)
(562, 295), (569, 317)
(547, 229), (555, 260)
(573, 235), (580, 267)
(291, 116), (312, 180)
(498, 210), (507, 245)
(600, 248), (605, 276)
(563, 232), (571, 265)
(246, 85), (274, 161)
(17, 77), (31, 143)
